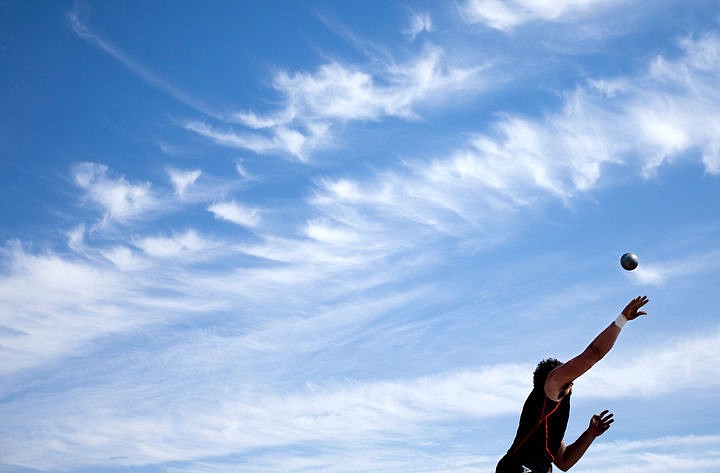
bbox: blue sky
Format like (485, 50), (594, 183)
(2, 1), (720, 472)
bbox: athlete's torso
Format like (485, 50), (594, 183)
(496, 388), (571, 473)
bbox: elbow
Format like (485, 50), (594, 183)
(553, 450), (576, 472)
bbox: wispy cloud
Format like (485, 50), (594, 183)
(208, 200), (262, 228)
(72, 162), (158, 225)
(166, 435), (720, 473)
(460, 0), (629, 31)
(580, 434), (720, 473)
(133, 230), (217, 259)
(184, 121), (278, 154)
(0, 362), (529, 469)
(3, 319), (720, 470)
(269, 47), (480, 122)
(154, 434), (720, 473)
(0, 243), (137, 374)
(582, 325), (720, 398)
(186, 46), (484, 161)
(72, 162), (254, 229)
(405, 12), (435, 41)
(307, 33), (720, 251)
(166, 446), (497, 473)
(66, 3), (217, 117)
(100, 245), (148, 271)
(43, 32), (720, 393)
(629, 248), (720, 286)
(183, 120), (331, 162)
(168, 168), (202, 198)
(234, 160), (254, 180)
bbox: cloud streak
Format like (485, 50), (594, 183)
(306, 33), (720, 251)
(208, 201), (261, 229)
(3, 321), (720, 470)
(186, 45), (485, 161)
(461, 0), (630, 31)
(72, 162), (158, 225)
(405, 12), (435, 41)
(66, 4), (217, 117)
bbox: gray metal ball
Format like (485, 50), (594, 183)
(620, 252), (638, 271)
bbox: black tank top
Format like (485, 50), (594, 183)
(505, 387), (571, 471)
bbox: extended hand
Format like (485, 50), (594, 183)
(622, 295), (649, 320)
(588, 410), (614, 437)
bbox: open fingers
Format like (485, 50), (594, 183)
(592, 410), (615, 435)
(595, 410), (614, 423)
(624, 296), (649, 319)
(634, 295), (649, 308)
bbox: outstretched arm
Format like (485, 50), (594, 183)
(545, 296), (649, 401)
(553, 410), (614, 471)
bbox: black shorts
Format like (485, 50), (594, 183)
(496, 454), (551, 473)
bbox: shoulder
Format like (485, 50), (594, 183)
(524, 386), (551, 409)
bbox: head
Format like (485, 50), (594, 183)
(533, 358), (563, 388)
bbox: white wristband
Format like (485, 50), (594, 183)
(614, 313), (628, 328)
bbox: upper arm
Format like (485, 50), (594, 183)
(544, 346), (598, 400)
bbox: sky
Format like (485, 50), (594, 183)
(1, 1), (720, 472)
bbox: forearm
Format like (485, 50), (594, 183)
(555, 430), (596, 471)
(589, 296), (648, 361)
(585, 322), (622, 363)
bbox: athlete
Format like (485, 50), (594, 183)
(495, 295), (650, 473)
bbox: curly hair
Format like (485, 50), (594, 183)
(533, 358), (563, 387)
